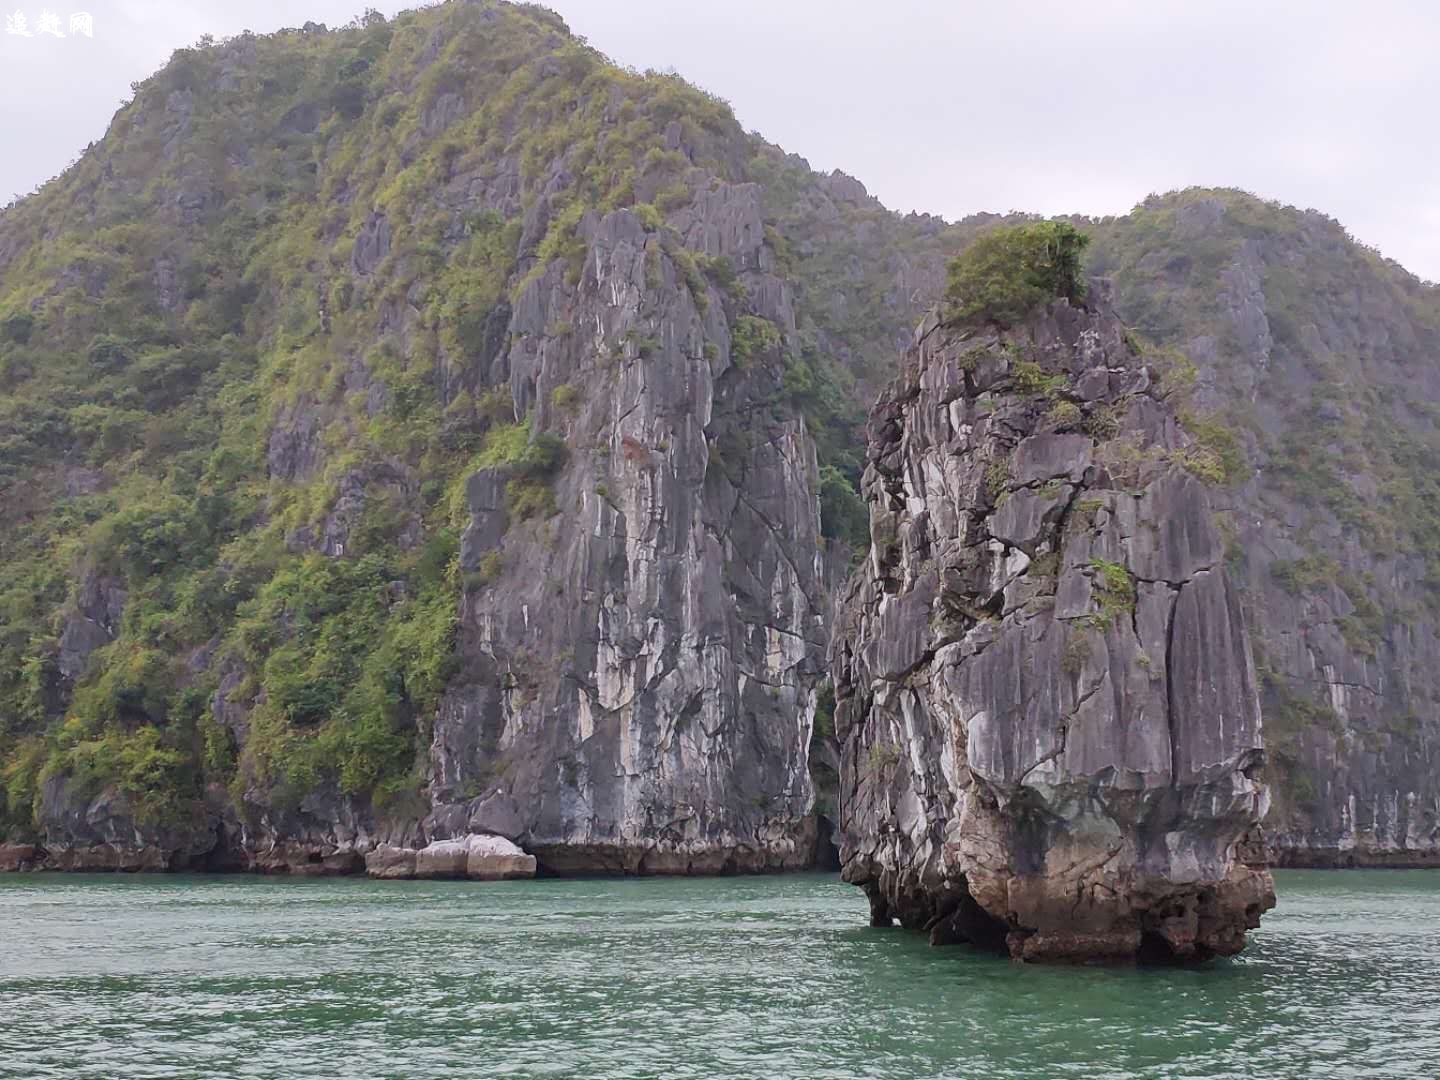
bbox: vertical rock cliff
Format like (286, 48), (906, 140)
(424, 194), (828, 873)
(1090, 193), (1440, 866)
(834, 290), (1276, 961)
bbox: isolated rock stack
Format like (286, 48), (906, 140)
(833, 289), (1276, 962)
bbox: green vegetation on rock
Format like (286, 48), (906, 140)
(945, 221), (1090, 326)
(818, 466), (869, 551)
(1087, 558), (1136, 630)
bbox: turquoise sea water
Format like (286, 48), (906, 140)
(1, 869), (1437, 1078)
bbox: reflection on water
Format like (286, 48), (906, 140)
(1, 869), (1437, 1078)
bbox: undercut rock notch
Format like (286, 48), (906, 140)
(833, 286), (1275, 963)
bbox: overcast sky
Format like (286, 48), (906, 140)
(2, 0), (1436, 281)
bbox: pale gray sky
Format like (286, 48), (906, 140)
(2, 0), (1436, 280)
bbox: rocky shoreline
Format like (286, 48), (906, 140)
(0, 822), (837, 879)
(1269, 848), (1440, 870)
(5, 843), (1433, 877)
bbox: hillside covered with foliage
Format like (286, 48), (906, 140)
(0, 0), (962, 853)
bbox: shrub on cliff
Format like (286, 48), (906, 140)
(819, 466), (869, 551)
(945, 221), (1090, 326)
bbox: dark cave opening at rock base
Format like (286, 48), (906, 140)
(812, 815), (841, 872)
(1137, 930), (1187, 966)
(927, 888), (1012, 955)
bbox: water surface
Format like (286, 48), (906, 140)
(1, 869), (1436, 1078)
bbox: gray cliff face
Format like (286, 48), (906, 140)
(426, 196), (827, 873)
(1090, 194), (1440, 866)
(24, 190), (829, 875)
(834, 293), (1275, 962)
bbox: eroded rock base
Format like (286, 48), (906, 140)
(527, 840), (814, 876)
(852, 862), (1275, 963)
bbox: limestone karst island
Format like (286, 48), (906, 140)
(1, 2), (1436, 1076)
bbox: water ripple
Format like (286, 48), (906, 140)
(1, 870), (1437, 1078)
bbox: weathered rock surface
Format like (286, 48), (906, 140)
(1088, 195), (1440, 868)
(34, 775), (217, 872)
(833, 292), (1276, 962)
(424, 196), (827, 875)
(0, 844), (40, 872)
(365, 834), (536, 880)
